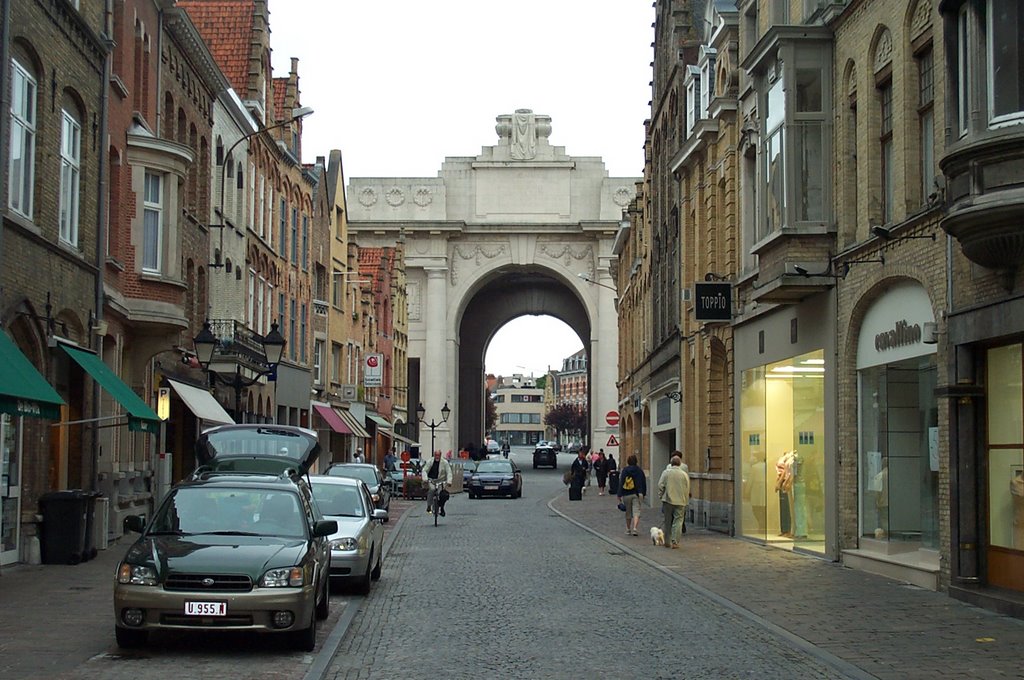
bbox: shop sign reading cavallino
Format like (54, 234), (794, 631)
(874, 319), (922, 352)
(694, 282), (732, 321)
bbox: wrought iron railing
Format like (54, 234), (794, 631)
(206, 318), (268, 365)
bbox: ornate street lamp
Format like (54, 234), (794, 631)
(417, 401), (450, 456)
(192, 320), (287, 421)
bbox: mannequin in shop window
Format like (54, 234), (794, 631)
(775, 450), (796, 538)
(872, 458), (889, 539)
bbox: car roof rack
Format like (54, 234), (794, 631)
(188, 466), (304, 482)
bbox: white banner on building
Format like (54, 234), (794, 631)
(364, 353), (383, 388)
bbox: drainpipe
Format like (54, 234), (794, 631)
(91, 0), (114, 493)
(0, 0), (12, 263)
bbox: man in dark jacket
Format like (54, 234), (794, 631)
(617, 454), (647, 536)
(569, 450), (589, 500)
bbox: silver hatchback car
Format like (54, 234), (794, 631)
(308, 476), (387, 594)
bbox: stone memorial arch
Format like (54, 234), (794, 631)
(347, 110), (639, 455)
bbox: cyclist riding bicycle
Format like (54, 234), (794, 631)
(422, 449), (453, 516)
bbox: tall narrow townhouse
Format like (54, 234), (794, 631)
(624, 1), (700, 476)
(936, 0), (1024, 617)
(731, 0), (839, 560)
(180, 0), (315, 429)
(103, 1), (221, 524)
(830, 0), (950, 592)
(669, 1), (741, 533)
(615, 184), (649, 466)
(319, 150), (371, 462)
(0, 0), (109, 566)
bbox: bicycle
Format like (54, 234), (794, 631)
(427, 479), (449, 526)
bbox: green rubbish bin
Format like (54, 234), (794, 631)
(39, 490), (89, 565)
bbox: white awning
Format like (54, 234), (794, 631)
(167, 379), (234, 425)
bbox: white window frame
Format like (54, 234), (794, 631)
(957, 5), (970, 137)
(248, 269), (256, 326)
(142, 172), (163, 273)
(986, 0), (1024, 128)
(59, 109), (82, 246)
(265, 282), (274, 335)
(699, 47), (717, 119)
(257, 275), (266, 333)
(313, 339), (324, 384)
(8, 58), (36, 219)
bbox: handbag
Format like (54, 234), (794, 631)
(562, 470), (572, 485)
(617, 501), (626, 512)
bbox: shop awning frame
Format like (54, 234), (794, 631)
(367, 414), (391, 429)
(336, 408), (370, 438)
(383, 429), (418, 446)
(313, 403), (352, 434)
(0, 331), (64, 419)
(60, 343), (160, 433)
(167, 379), (234, 426)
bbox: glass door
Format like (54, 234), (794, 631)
(1, 414), (23, 565)
(986, 344), (1024, 592)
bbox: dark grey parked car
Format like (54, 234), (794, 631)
(532, 445), (557, 469)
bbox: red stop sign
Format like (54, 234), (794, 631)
(606, 411), (620, 426)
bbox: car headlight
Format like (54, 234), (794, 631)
(260, 566), (304, 587)
(330, 537), (359, 551)
(117, 563), (158, 586)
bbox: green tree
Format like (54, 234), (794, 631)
(544, 403), (587, 441)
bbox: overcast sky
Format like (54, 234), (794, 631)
(270, 1), (653, 376)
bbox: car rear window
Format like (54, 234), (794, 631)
(310, 483), (366, 518)
(327, 466), (377, 486)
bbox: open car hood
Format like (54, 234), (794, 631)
(195, 424), (320, 475)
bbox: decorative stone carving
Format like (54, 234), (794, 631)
(613, 187), (634, 207)
(414, 187), (432, 207)
(873, 29), (893, 73)
(539, 242), (594, 270)
(449, 243), (508, 284)
(358, 187), (377, 207)
(510, 109), (537, 160)
(385, 187), (405, 207)
(911, 0), (932, 40)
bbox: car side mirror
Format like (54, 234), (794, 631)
(313, 519), (338, 537)
(372, 509), (389, 523)
(124, 515), (146, 533)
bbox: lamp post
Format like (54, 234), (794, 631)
(576, 271), (618, 293)
(193, 320), (286, 422)
(416, 401), (450, 456)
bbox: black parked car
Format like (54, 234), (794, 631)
(325, 463), (391, 518)
(533, 445), (557, 469)
(467, 458), (523, 499)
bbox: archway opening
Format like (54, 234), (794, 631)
(456, 268), (590, 452)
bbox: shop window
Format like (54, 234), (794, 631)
(986, 344), (1024, 552)
(740, 350), (826, 553)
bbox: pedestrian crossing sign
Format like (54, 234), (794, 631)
(606, 434), (619, 447)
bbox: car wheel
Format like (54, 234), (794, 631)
(371, 548), (382, 581)
(353, 554), (372, 595)
(533, 462), (538, 469)
(292, 610), (317, 652)
(115, 626), (147, 648)
(315, 576), (330, 620)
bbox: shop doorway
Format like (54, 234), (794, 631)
(1, 415), (23, 565)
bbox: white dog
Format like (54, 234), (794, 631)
(650, 527), (665, 546)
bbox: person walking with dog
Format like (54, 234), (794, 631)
(658, 453), (691, 549)
(617, 454), (646, 536)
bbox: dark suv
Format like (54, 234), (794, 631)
(113, 425), (336, 652)
(533, 444), (558, 469)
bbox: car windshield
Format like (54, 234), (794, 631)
(310, 483), (366, 518)
(476, 461), (513, 474)
(151, 487), (306, 538)
(327, 466), (378, 486)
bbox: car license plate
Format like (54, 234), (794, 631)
(484, 485), (498, 491)
(185, 601), (227, 616)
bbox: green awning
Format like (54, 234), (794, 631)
(367, 414), (391, 428)
(60, 344), (160, 433)
(0, 331), (64, 419)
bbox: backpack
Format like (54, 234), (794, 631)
(622, 473), (635, 492)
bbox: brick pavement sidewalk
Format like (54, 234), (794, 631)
(551, 488), (1024, 680)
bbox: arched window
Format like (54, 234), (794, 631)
(59, 96), (83, 246)
(8, 54), (37, 219)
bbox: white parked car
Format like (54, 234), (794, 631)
(308, 475), (387, 594)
